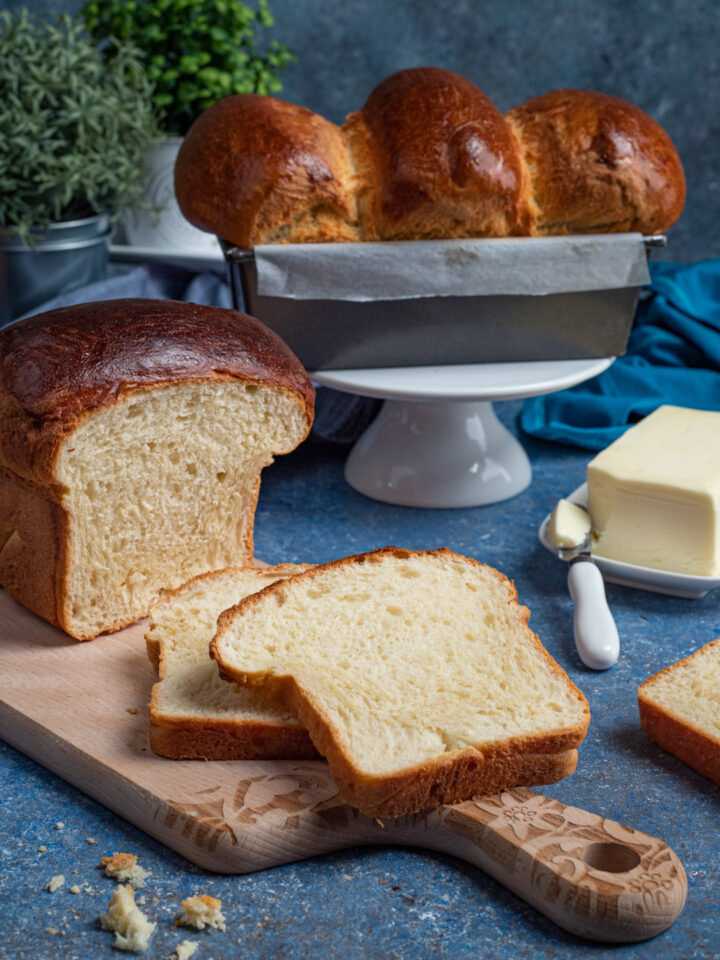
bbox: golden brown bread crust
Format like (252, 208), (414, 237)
(506, 89), (686, 235)
(146, 562), (318, 761)
(148, 721), (319, 762)
(638, 639), (720, 787)
(0, 298), (314, 486)
(175, 94), (360, 248)
(211, 546), (590, 817)
(0, 468), (67, 629)
(344, 67), (533, 240)
(227, 667), (580, 817)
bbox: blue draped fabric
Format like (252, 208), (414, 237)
(520, 260), (720, 449)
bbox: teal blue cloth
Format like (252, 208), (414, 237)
(520, 260), (720, 449)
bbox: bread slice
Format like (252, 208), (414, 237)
(211, 547), (590, 817)
(146, 564), (318, 761)
(639, 639), (720, 787)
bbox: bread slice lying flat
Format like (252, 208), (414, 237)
(639, 638), (720, 787)
(211, 547), (590, 817)
(146, 564), (318, 760)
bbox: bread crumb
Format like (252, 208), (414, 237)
(38, 845), (47, 853)
(100, 853), (150, 889)
(47, 875), (65, 893)
(178, 894), (226, 931)
(72, 869), (78, 875)
(167, 941), (199, 960)
(86, 837), (96, 844)
(46, 928), (58, 935)
(100, 884), (156, 953)
(127, 707), (139, 715)
(55, 821), (64, 830)
(69, 885), (81, 894)
(374, 818), (384, 828)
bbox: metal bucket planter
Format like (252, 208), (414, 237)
(0, 213), (111, 327)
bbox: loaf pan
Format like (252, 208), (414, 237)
(223, 236), (665, 371)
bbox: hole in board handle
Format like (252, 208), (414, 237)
(583, 842), (642, 874)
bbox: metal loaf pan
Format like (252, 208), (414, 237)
(223, 237), (665, 371)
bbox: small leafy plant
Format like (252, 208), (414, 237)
(82, 0), (294, 138)
(0, 10), (160, 241)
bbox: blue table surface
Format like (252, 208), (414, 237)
(1, 400), (718, 960)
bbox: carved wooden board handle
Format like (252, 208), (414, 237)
(411, 788), (687, 943)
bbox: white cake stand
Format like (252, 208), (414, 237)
(312, 358), (614, 508)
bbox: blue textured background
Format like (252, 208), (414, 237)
(4, 0), (719, 262)
(1, 402), (718, 958)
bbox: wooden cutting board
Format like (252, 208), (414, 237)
(0, 590), (686, 943)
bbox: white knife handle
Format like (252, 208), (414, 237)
(567, 560), (619, 670)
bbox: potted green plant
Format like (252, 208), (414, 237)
(0, 10), (159, 325)
(82, 0), (294, 252)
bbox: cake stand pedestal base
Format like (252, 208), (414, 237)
(345, 400), (531, 508)
(313, 358), (614, 509)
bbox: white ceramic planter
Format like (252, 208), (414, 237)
(122, 137), (220, 253)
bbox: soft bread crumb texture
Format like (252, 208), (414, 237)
(179, 894), (226, 931)
(639, 639), (720, 787)
(100, 853), (150, 890)
(46, 875), (64, 893)
(54, 380), (308, 639)
(100, 884), (156, 952)
(147, 564), (310, 724)
(640, 641), (720, 739)
(170, 942), (198, 960)
(213, 548), (589, 782)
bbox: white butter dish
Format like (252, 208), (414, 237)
(539, 483), (720, 599)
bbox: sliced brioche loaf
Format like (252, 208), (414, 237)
(0, 299), (313, 640)
(639, 639), (720, 787)
(146, 564), (317, 760)
(211, 547), (590, 817)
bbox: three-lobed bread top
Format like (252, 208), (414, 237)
(175, 94), (359, 249)
(0, 298), (314, 485)
(175, 67), (685, 247)
(344, 67), (533, 240)
(506, 89), (686, 235)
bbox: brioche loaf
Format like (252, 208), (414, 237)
(211, 546), (590, 817)
(146, 563), (318, 760)
(639, 638), (720, 787)
(0, 299), (313, 640)
(175, 67), (684, 247)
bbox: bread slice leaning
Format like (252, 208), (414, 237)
(211, 547), (590, 817)
(639, 638), (720, 787)
(146, 564), (318, 761)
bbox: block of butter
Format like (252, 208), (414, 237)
(587, 405), (720, 576)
